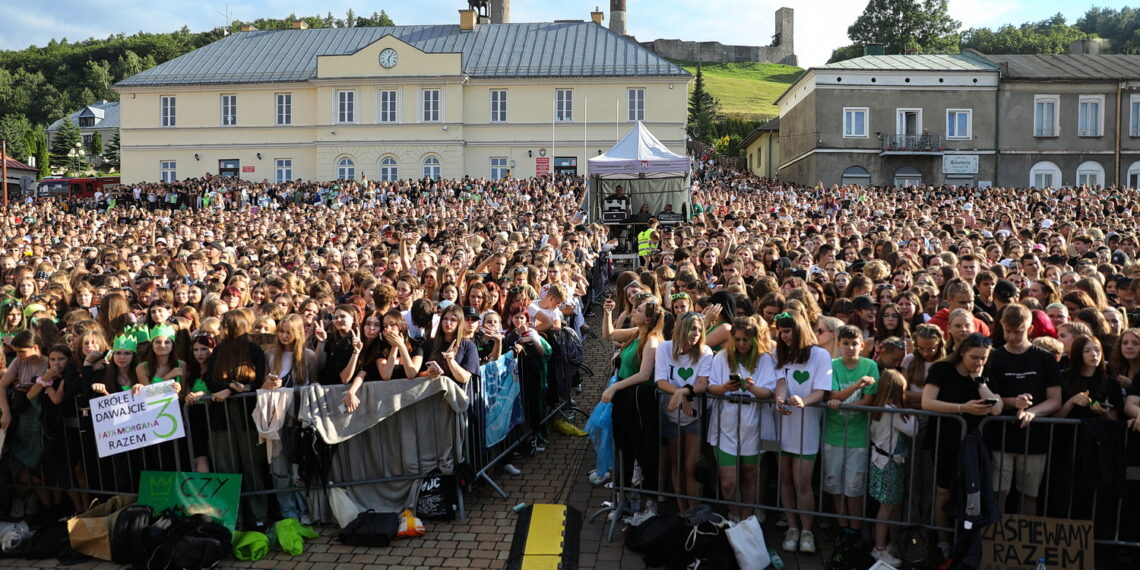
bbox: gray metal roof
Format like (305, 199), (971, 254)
(820, 54), (998, 72)
(983, 54), (1140, 80)
(116, 23), (690, 87)
(46, 101), (120, 131)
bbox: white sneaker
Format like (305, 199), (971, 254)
(587, 469), (611, 485)
(782, 528), (800, 552)
(938, 542), (952, 559)
(23, 496), (38, 516)
(503, 463), (522, 476)
(873, 546), (903, 567)
(798, 530), (816, 554)
(8, 499), (23, 520)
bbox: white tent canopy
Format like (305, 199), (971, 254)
(587, 121), (691, 177)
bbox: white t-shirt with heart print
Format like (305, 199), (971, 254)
(655, 341), (713, 427)
(775, 346), (834, 456)
(703, 350), (777, 457)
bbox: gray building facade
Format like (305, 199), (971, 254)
(776, 51), (1140, 189)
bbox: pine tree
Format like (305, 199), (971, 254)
(104, 129), (120, 171)
(49, 119), (85, 174)
(91, 130), (103, 159)
(36, 135), (50, 178)
(687, 63), (719, 144)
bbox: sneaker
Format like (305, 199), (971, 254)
(774, 513), (788, 528)
(588, 469), (611, 485)
(623, 509), (656, 527)
(23, 496), (38, 517)
(872, 547), (903, 567)
(938, 542), (952, 560)
(503, 463), (522, 476)
(782, 529), (800, 552)
(631, 464), (643, 486)
(643, 500), (658, 517)
(552, 417), (587, 437)
(798, 530), (816, 554)
(8, 499), (23, 520)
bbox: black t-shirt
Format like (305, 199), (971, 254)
(985, 344), (1061, 454)
(925, 360), (985, 459)
(1060, 371), (1124, 421)
(320, 335), (355, 386)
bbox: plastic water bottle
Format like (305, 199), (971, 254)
(768, 548), (784, 569)
(1034, 558), (1047, 570)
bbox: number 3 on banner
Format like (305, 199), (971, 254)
(151, 397), (179, 438)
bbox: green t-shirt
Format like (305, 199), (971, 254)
(823, 357), (879, 447)
(618, 338), (641, 380)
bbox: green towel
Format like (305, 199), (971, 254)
(231, 530), (269, 561)
(275, 518), (319, 556)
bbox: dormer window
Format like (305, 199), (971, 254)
(78, 117), (95, 127)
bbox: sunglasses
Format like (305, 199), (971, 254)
(670, 292), (690, 300)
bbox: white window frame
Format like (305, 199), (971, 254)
(276, 93), (292, 126)
(1029, 160), (1062, 188)
(221, 94), (237, 126)
(1076, 160), (1105, 187)
(1078, 95), (1105, 137)
(843, 107), (868, 138)
(895, 108), (923, 136)
(556, 89), (573, 122)
(423, 156), (441, 180)
(1034, 95), (1060, 137)
(1131, 95), (1140, 137)
(946, 109), (972, 140)
(490, 89), (508, 123)
(336, 90), (356, 124)
(422, 89), (441, 123)
(274, 159), (292, 183)
(490, 157), (508, 179)
(379, 156), (398, 181)
(160, 160), (177, 182)
(378, 90), (398, 124)
(160, 96), (176, 127)
(337, 156), (355, 180)
(627, 88), (645, 122)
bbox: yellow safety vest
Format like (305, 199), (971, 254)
(637, 228), (654, 256)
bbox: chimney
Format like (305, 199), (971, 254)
(490, 0), (510, 24)
(459, 9), (476, 31)
(240, 24), (257, 32)
(609, 0), (627, 36)
(1070, 38), (1107, 55)
(291, 21), (309, 30)
(591, 7), (604, 25)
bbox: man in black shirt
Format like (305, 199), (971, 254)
(985, 304), (1061, 516)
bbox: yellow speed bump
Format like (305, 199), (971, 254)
(506, 504), (582, 570)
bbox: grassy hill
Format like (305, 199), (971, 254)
(674, 61), (803, 121)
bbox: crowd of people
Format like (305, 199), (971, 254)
(3, 164), (1140, 563)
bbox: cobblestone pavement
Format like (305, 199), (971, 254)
(27, 308), (829, 569)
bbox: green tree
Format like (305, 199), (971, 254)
(36, 135), (49, 178)
(848, 0), (961, 55)
(0, 114), (35, 162)
(49, 118), (85, 174)
(961, 14), (1088, 54)
(687, 63), (719, 144)
(90, 130), (103, 159)
(103, 129), (120, 171)
(828, 44), (865, 64)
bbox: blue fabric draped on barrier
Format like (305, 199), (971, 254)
(481, 351), (524, 447)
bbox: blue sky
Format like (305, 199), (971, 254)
(1, 0), (1133, 67)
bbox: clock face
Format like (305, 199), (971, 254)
(379, 48), (398, 69)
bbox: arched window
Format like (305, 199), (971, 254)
(1127, 161), (1140, 189)
(379, 156), (398, 182)
(1076, 160), (1105, 188)
(337, 156), (356, 180)
(422, 156), (441, 180)
(1029, 161), (1062, 188)
(894, 166), (921, 188)
(840, 165), (870, 187)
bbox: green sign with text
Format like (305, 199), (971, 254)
(138, 471), (242, 530)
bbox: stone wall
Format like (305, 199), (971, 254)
(638, 7), (796, 66)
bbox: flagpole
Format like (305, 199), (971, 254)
(584, 97), (588, 173)
(551, 98), (556, 177)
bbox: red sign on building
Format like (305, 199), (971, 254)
(536, 157), (550, 176)
(242, 166), (255, 173)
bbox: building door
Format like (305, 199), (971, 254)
(1131, 172), (1140, 189)
(219, 159), (240, 178)
(896, 109), (921, 136)
(894, 166), (922, 187)
(554, 157), (577, 176)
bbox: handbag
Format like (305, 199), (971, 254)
(725, 516), (770, 570)
(66, 494), (138, 561)
(337, 511), (399, 547)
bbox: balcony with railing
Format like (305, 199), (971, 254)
(880, 133), (944, 154)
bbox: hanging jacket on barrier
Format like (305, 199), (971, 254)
(948, 429), (1000, 570)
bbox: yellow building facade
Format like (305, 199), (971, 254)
(115, 19), (691, 183)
